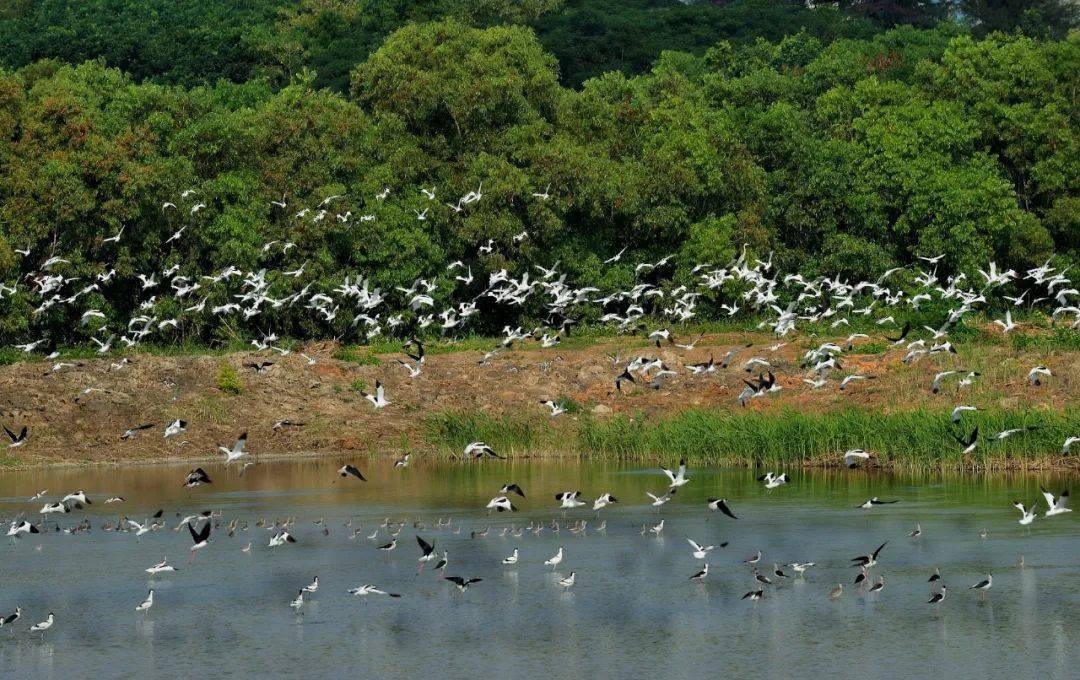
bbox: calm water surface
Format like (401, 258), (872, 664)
(1, 460), (1077, 679)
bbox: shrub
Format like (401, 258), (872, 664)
(217, 362), (243, 395)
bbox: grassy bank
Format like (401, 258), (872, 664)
(425, 407), (1080, 471)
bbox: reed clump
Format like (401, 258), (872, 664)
(424, 412), (552, 458)
(424, 407), (1080, 470)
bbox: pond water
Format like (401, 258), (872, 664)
(1, 459), (1077, 678)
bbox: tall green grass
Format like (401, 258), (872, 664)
(424, 412), (553, 458)
(424, 407), (1080, 470)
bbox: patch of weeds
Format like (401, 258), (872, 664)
(216, 362), (243, 395)
(1010, 327), (1080, 352)
(333, 346), (382, 365)
(555, 396), (583, 414)
(851, 341), (889, 355)
(351, 378), (367, 393)
(193, 396), (228, 423)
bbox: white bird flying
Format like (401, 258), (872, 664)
(1040, 488), (1071, 517)
(219, 432), (248, 464)
(164, 419), (187, 438)
(646, 490), (675, 507)
(1012, 501), (1037, 525)
(687, 538), (723, 560)
(362, 380), (390, 409)
(759, 472), (789, 489)
(556, 491), (585, 509)
(661, 458), (690, 488)
(539, 399), (566, 417)
(1027, 365), (1051, 386)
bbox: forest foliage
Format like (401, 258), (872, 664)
(0, 2), (1076, 342)
(1, 1), (1074, 90)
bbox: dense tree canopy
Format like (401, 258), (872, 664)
(2, 1), (1074, 90)
(0, 14), (1076, 342)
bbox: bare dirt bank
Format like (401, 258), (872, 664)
(1, 332), (1076, 468)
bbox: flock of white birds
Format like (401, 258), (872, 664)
(2, 187), (1076, 451)
(4, 187), (1078, 360)
(0, 186), (1077, 639)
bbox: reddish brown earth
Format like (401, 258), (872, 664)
(0, 332), (1075, 466)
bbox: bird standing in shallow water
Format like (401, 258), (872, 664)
(928, 586), (948, 606)
(0, 607), (21, 628)
(289, 590), (304, 610)
(135, 590), (154, 612)
(969, 574), (992, 596)
(789, 562), (814, 577)
(545, 547), (564, 569)
(29, 613), (54, 638)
